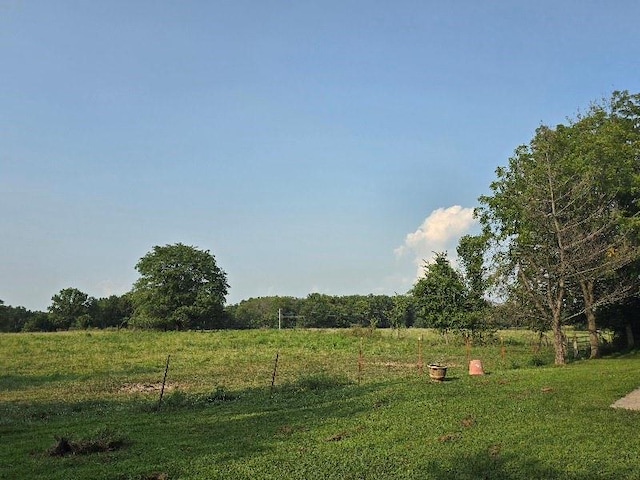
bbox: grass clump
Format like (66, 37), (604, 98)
(47, 427), (128, 456)
(528, 355), (548, 367)
(282, 373), (351, 393)
(158, 386), (238, 410)
(202, 385), (236, 403)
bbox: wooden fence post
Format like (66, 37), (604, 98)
(270, 351), (279, 395)
(157, 354), (171, 411)
(358, 338), (363, 386)
(417, 334), (424, 375)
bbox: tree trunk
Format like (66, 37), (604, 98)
(580, 280), (600, 359)
(586, 310), (600, 359)
(625, 322), (635, 349)
(552, 313), (566, 365)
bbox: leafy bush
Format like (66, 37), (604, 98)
(528, 356), (547, 367)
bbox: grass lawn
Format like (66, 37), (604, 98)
(1, 329), (638, 479)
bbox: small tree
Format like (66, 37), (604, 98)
(390, 294), (415, 329)
(411, 253), (467, 334)
(456, 234), (491, 333)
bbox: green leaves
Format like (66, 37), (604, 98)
(411, 253), (467, 331)
(478, 91), (640, 362)
(48, 288), (92, 330)
(130, 243), (229, 330)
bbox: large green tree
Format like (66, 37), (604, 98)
(478, 91), (640, 363)
(48, 288), (93, 330)
(130, 243), (229, 330)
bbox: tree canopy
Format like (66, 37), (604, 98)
(478, 91), (640, 363)
(411, 252), (467, 332)
(48, 288), (93, 331)
(130, 243), (229, 330)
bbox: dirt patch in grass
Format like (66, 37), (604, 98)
(141, 473), (169, 480)
(461, 415), (475, 428)
(276, 424), (307, 437)
(488, 444), (502, 458)
(371, 361), (417, 369)
(324, 425), (365, 442)
(119, 383), (178, 394)
(325, 431), (350, 442)
(437, 433), (459, 443)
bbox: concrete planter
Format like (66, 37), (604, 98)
(428, 364), (447, 381)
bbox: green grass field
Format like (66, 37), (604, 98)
(1, 329), (638, 479)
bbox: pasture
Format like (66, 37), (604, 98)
(1, 328), (638, 479)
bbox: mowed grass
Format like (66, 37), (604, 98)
(1, 329), (639, 479)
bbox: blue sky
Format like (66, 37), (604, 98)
(2, 1), (640, 311)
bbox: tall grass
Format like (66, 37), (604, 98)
(0, 328), (551, 400)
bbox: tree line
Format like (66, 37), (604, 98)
(0, 238), (497, 334)
(2, 91), (639, 364)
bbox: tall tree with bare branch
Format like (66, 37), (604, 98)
(478, 91), (640, 364)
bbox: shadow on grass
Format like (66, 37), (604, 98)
(0, 373), (85, 391)
(152, 378), (382, 463)
(4, 375), (639, 480)
(422, 449), (633, 480)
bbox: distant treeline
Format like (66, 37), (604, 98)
(2, 292), (638, 351)
(0, 292), (501, 333)
(0, 295), (133, 333)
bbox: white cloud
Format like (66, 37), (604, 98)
(395, 206), (478, 278)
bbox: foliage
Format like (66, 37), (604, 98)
(7, 291), (134, 333)
(456, 233), (493, 333)
(409, 242), (494, 337)
(299, 293), (350, 328)
(478, 91), (640, 363)
(298, 293), (397, 328)
(226, 293), (403, 329)
(8, 292), (436, 333)
(456, 234), (490, 308)
(0, 300), (50, 332)
(20, 311), (55, 332)
(227, 296), (303, 329)
(129, 243), (229, 330)
(48, 288), (94, 330)
(390, 294), (415, 329)
(92, 294), (133, 329)
(411, 252), (468, 331)
(597, 297), (640, 349)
